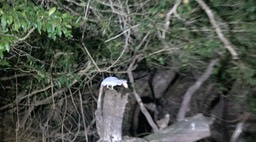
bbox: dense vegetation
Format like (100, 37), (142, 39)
(1, 0), (256, 141)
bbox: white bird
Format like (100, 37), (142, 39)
(101, 77), (128, 89)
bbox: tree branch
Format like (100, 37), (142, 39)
(230, 112), (250, 142)
(127, 55), (159, 132)
(162, 0), (182, 39)
(18, 27), (36, 41)
(177, 59), (219, 121)
(195, 0), (238, 59)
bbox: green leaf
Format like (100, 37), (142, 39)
(158, 57), (165, 65)
(1, 16), (6, 29)
(48, 7), (56, 16)
(37, 21), (42, 31)
(0, 50), (3, 58)
(6, 15), (13, 25)
(4, 43), (10, 52)
(46, 23), (53, 33)
(65, 24), (72, 29)
(62, 13), (68, 18)
(0, 43), (4, 50)
(0, 9), (3, 15)
(13, 21), (21, 31)
(56, 26), (62, 36)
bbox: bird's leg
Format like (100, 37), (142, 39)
(106, 85), (114, 90)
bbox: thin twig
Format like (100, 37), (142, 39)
(31, 80), (77, 106)
(18, 27), (36, 41)
(103, 0), (133, 72)
(106, 29), (130, 71)
(0, 63), (92, 112)
(177, 59), (219, 121)
(195, 0), (238, 59)
(0, 74), (30, 81)
(81, 43), (101, 72)
(135, 32), (150, 51)
(162, 0), (182, 39)
(127, 55), (159, 132)
(19, 97), (36, 128)
(78, 90), (89, 142)
(84, 0), (91, 19)
(0, 85), (52, 111)
(104, 24), (140, 43)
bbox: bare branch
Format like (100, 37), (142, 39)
(230, 122), (244, 142)
(127, 55), (159, 132)
(81, 43), (101, 72)
(0, 74), (30, 81)
(19, 97), (36, 128)
(106, 29), (130, 71)
(84, 0), (91, 20)
(78, 90), (89, 142)
(195, 0), (238, 59)
(104, 24), (140, 43)
(0, 62), (93, 112)
(177, 59), (219, 121)
(230, 112), (250, 142)
(18, 27), (36, 41)
(33, 79), (78, 106)
(0, 85), (52, 111)
(162, 0), (182, 39)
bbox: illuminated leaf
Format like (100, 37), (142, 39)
(48, 7), (56, 16)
